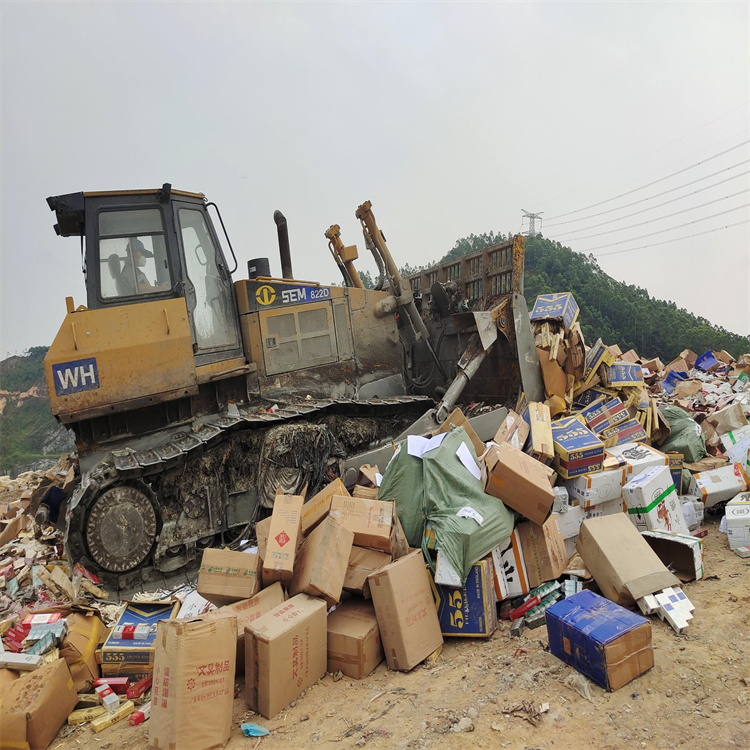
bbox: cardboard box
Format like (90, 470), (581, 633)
(485, 442), (556, 526)
(566, 467), (626, 510)
(546, 590), (653, 692)
(537, 347), (568, 400)
(149, 616), (237, 750)
(599, 418), (648, 446)
(551, 417), (605, 479)
(602, 362), (644, 388)
(515, 516), (568, 589)
(725, 493), (750, 550)
(553, 506), (587, 541)
(197, 548), (261, 607)
(59, 612), (106, 692)
(102, 599), (181, 679)
(666, 453), (684, 492)
(431, 558), (498, 638)
(202, 582), (286, 674)
(574, 386), (617, 407)
(301, 478), (349, 535)
(582, 339), (615, 387)
(641, 530), (704, 581)
(530, 292), (579, 331)
(720, 424), (750, 452)
(436, 407), (485, 459)
(580, 397), (629, 434)
(329, 496), (393, 552)
(245, 594), (327, 719)
(255, 515), (271, 558)
(576, 514), (679, 606)
(494, 410), (530, 451)
(290, 516), (354, 607)
(605, 442), (668, 476)
(689, 463), (749, 509)
(622, 466), (690, 535)
(0, 658), (78, 750)
(344, 546), (392, 598)
(326, 600), (383, 679)
(263, 494), (304, 585)
(525, 402), (554, 464)
(368, 550), (443, 671)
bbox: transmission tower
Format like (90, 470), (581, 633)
(522, 210), (543, 236)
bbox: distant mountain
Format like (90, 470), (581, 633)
(522, 235), (749, 361)
(0, 347), (74, 476)
(429, 232), (749, 362)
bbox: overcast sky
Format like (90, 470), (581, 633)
(2, 1), (748, 358)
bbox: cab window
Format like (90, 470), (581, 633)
(98, 208), (171, 299)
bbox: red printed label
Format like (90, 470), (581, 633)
(275, 531), (290, 547)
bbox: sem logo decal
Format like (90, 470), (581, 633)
(52, 357), (100, 396)
(255, 285), (276, 305)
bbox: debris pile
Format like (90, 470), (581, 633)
(0, 290), (749, 749)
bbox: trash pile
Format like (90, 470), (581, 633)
(1, 290), (750, 749)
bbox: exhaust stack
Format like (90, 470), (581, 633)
(273, 210), (293, 280)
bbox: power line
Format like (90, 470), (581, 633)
(535, 100), (750, 207)
(544, 159), (750, 228)
(592, 219), (750, 257)
(571, 202), (750, 251)
(551, 188), (750, 241)
(544, 140), (750, 221)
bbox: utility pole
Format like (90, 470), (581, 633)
(521, 210), (543, 236)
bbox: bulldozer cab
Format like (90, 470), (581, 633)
(48, 186), (242, 365)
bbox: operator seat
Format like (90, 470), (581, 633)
(107, 253), (132, 297)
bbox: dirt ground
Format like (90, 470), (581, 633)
(51, 516), (750, 750)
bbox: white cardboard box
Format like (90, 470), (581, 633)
(641, 529), (704, 581)
(605, 442), (669, 476)
(623, 466), (690, 535)
(720, 424), (750, 452)
(725, 493), (750, 550)
(689, 463), (749, 508)
(565, 467), (627, 509)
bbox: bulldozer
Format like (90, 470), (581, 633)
(43, 184), (541, 587)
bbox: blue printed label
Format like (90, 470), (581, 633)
(52, 357), (99, 396)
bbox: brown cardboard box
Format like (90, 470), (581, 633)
(484, 442), (556, 526)
(576, 514), (680, 606)
(436, 407), (485, 458)
(344, 547), (392, 598)
(245, 594), (327, 719)
(202, 582), (287, 674)
(149, 616), (237, 750)
(0, 658), (78, 749)
(327, 600), (383, 679)
(537, 348), (568, 400)
(526, 402), (553, 464)
(59, 612), (106, 692)
(263, 494), (304, 586)
(301, 478), (349, 535)
(494, 410), (530, 451)
(329, 496), (393, 552)
(352, 486), (379, 499)
(515, 516), (568, 588)
(197, 548), (261, 607)
(368, 549), (443, 671)
(0, 668), (20, 704)
(389, 515), (410, 560)
(255, 515), (271, 558)
(290, 516), (354, 607)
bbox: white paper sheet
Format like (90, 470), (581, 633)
(456, 506), (484, 525)
(456, 442), (481, 480)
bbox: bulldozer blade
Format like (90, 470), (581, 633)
(513, 292), (545, 404)
(451, 311), (498, 352)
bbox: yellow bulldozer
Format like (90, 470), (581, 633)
(43, 184), (542, 587)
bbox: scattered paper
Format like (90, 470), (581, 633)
(457, 506), (484, 525)
(456, 442), (481, 480)
(407, 433), (446, 459)
(375, 472), (383, 487)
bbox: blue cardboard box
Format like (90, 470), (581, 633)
(695, 350), (720, 372)
(431, 558), (497, 638)
(546, 589), (653, 691)
(530, 293), (579, 331)
(582, 339), (615, 387)
(581, 397), (629, 434)
(101, 599), (180, 673)
(600, 418), (648, 446)
(574, 387), (618, 407)
(602, 363), (644, 388)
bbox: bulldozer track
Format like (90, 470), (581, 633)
(65, 395), (433, 590)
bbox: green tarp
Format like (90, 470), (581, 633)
(378, 426), (514, 583)
(657, 405), (706, 463)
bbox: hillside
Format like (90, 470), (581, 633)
(430, 232), (749, 362)
(0, 347), (74, 476)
